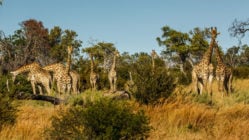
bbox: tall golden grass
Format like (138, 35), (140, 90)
(0, 101), (59, 140)
(0, 79), (249, 140)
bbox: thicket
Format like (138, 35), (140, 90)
(0, 94), (17, 131)
(132, 57), (176, 105)
(0, 76), (18, 130)
(46, 98), (151, 140)
(233, 65), (249, 79)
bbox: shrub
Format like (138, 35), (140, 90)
(46, 98), (151, 140)
(133, 64), (176, 105)
(0, 93), (17, 130)
(233, 66), (249, 79)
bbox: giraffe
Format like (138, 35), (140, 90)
(70, 70), (80, 94)
(108, 50), (120, 92)
(10, 62), (52, 95)
(43, 46), (73, 94)
(43, 63), (80, 94)
(43, 63), (65, 93)
(89, 53), (99, 90)
(191, 27), (219, 95)
(124, 71), (137, 96)
(214, 42), (233, 96)
(151, 49), (159, 74)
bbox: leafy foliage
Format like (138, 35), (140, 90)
(46, 98), (151, 140)
(233, 65), (249, 79)
(0, 93), (17, 131)
(132, 53), (176, 105)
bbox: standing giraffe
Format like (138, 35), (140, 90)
(10, 62), (52, 95)
(89, 53), (99, 90)
(43, 46), (73, 94)
(192, 27), (219, 95)
(151, 49), (159, 74)
(124, 71), (137, 95)
(70, 70), (80, 94)
(214, 42), (233, 96)
(108, 50), (120, 92)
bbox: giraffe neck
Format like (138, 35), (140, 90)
(201, 38), (215, 64)
(13, 62), (39, 75)
(129, 72), (133, 81)
(152, 56), (155, 70)
(214, 42), (224, 65)
(90, 55), (95, 73)
(66, 50), (72, 74)
(111, 54), (116, 71)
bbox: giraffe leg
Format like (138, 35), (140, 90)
(228, 74), (233, 93)
(93, 81), (96, 90)
(202, 77), (208, 94)
(57, 82), (61, 94)
(198, 81), (203, 95)
(109, 78), (113, 92)
(31, 81), (36, 95)
(216, 77), (222, 92)
(38, 85), (43, 95)
(191, 71), (198, 94)
(220, 77), (226, 96)
(114, 77), (117, 92)
(67, 84), (71, 94)
(208, 75), (213, 96)
(44, 83), (51, 95)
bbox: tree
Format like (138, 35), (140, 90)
(229, 18), (249, 41)
(156, 26), (210, 74)
(49, 27), (82, 63)
(156, 26), (191, 74)
(224, 46), (240, 67)
(240, 44), (249, 65)
(20, 19), (50, 65)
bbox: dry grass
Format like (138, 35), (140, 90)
(0, 79), (249, 140)
(146, 78), (249, 140)
(0, 101), (59, 140)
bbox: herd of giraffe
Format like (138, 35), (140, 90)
(9, 27), (233, 97)
(10, 45), (120, 95)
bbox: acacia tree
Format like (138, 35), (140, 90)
(156, 26), (210, 74)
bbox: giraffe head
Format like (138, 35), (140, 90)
(114, 50), (120, 57)
(211, 27), (220, 40)
(67, 45), (73, 54)
(151, 49), (159, 59)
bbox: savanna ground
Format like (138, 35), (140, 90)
(1, 78), (249, 140)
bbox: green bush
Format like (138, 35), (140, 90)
(0, 74), (33, 99)
(233, 66), (249, 79)
(46, 98), (151, 140)
(133, 64), (176, 105)
(0, 93), (17, 130)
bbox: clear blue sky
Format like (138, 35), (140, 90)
(0, 0), (249, 54)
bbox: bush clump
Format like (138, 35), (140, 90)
(133, 63), (176, 105)
(46, 98), (151, 140)
(0, 93), (17, 130)
(233, 66), (249, 79)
